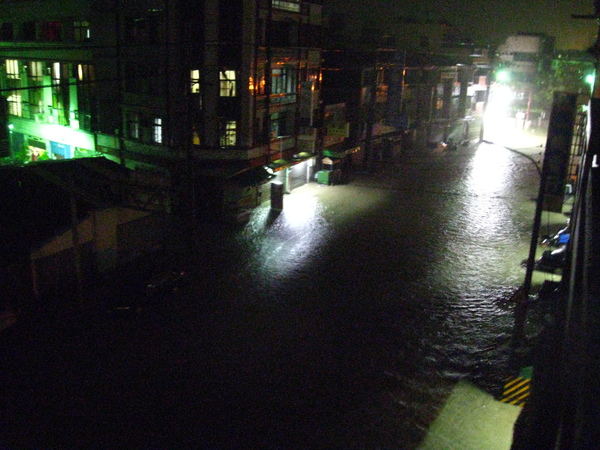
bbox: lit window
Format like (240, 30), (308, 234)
(7, 92), (22, 116)
(29, 61), (43, 80)
(192, 127), (200, 145)
(52, 62), (61, 80)
(26, 61), (44, 116)
(77, 64), (95, 83)
(220, 120), (237, 147)
(51, 63), (64, 116)
(6, 59), (19, 79)
(152, 117), (163, 144)
(220, 70), (237, 97)
(191, 69), (200, 93)
(271, 66), (297, 95)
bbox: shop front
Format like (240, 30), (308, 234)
(262, 153), (317, 202)
(318, 145), (360, 185)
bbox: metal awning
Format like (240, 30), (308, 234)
(267, 153), (316, 172)
(232, 165), (274, 187)
(197, 163), (274, 186)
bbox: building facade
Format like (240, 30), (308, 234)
(495, 32), (555, 124)
(0, 0), (323, 219)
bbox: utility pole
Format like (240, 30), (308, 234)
(263, 0), (273, 165)
(69, 174), (84, 307)
(479, 65), (493, 143)
(363, 64), (378, 171)
(512, 91), (578, 348)
(115, 0), (126, 167)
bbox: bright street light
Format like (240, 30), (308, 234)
(496, 70), (510, 83)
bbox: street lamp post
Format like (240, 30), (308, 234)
(479, 67), (492, 142)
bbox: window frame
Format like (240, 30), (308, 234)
(219, 120), (237, 147)
(7, 91), (22, 116)
(152, 117), (163, 144)
(73, 20), (90, 42)
(220, 70), (237, 97)
(190, 69), (200, 94)
(6, 59), (19, 79)
(127, 111), (140, 140)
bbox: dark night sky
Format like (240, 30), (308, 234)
(323, 0), (598, 50)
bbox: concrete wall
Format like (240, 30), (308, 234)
(29, 206), (162, 300)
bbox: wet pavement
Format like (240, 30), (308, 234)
(1, 129), (566, 448)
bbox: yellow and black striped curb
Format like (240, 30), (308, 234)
(501, 367), (532, 407)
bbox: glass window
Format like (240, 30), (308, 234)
(29, 61), (43, 81)
(51, 62), (63, 111)
(128, 112), (140, 139)
(220, 120), (237, 147)
(6, 59), (19, 79)
(28, 88), (43, 115)
(77, 64), (96, 131)
(191, 69), (200, 93)
(270, 112), (289, 137)
(73, 20), (90, 42)
(152, 117), (163, 144)
(41, 22), (62, 42)
(271, 66), (297, 95)
(77, 64), (95, 83)
(220, 70), (237, 97)
(7, 92), (22, 116)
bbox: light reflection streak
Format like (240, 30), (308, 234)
(468, 143), (512, 195)
(247, 189), (328, 279)
(465, 143), (512, 238)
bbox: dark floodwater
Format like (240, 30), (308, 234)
(2, 143), (543, 448)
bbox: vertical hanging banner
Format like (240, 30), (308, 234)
(542, 92), (578, 213)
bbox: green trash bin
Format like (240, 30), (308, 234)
(317, 170), (330, 185)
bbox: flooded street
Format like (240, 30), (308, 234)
(2, 141), (548, 448)
(182, 142), (542, 447)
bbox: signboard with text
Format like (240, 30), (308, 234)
(542, 92), (577, 213)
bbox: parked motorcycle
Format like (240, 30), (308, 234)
(541, 221), (571, 248)
(535, 245), (567, 274)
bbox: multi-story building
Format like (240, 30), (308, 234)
(321, 47), (479, 164)
(0, 0), (323, 219)
(494, 32), (555, 123)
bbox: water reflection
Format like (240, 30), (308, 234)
(465, 143), (513, 238)
(467, 142), (512, 195)
(243, 189), (329, 278)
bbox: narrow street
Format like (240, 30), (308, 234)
(2, 129), (567, 448)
